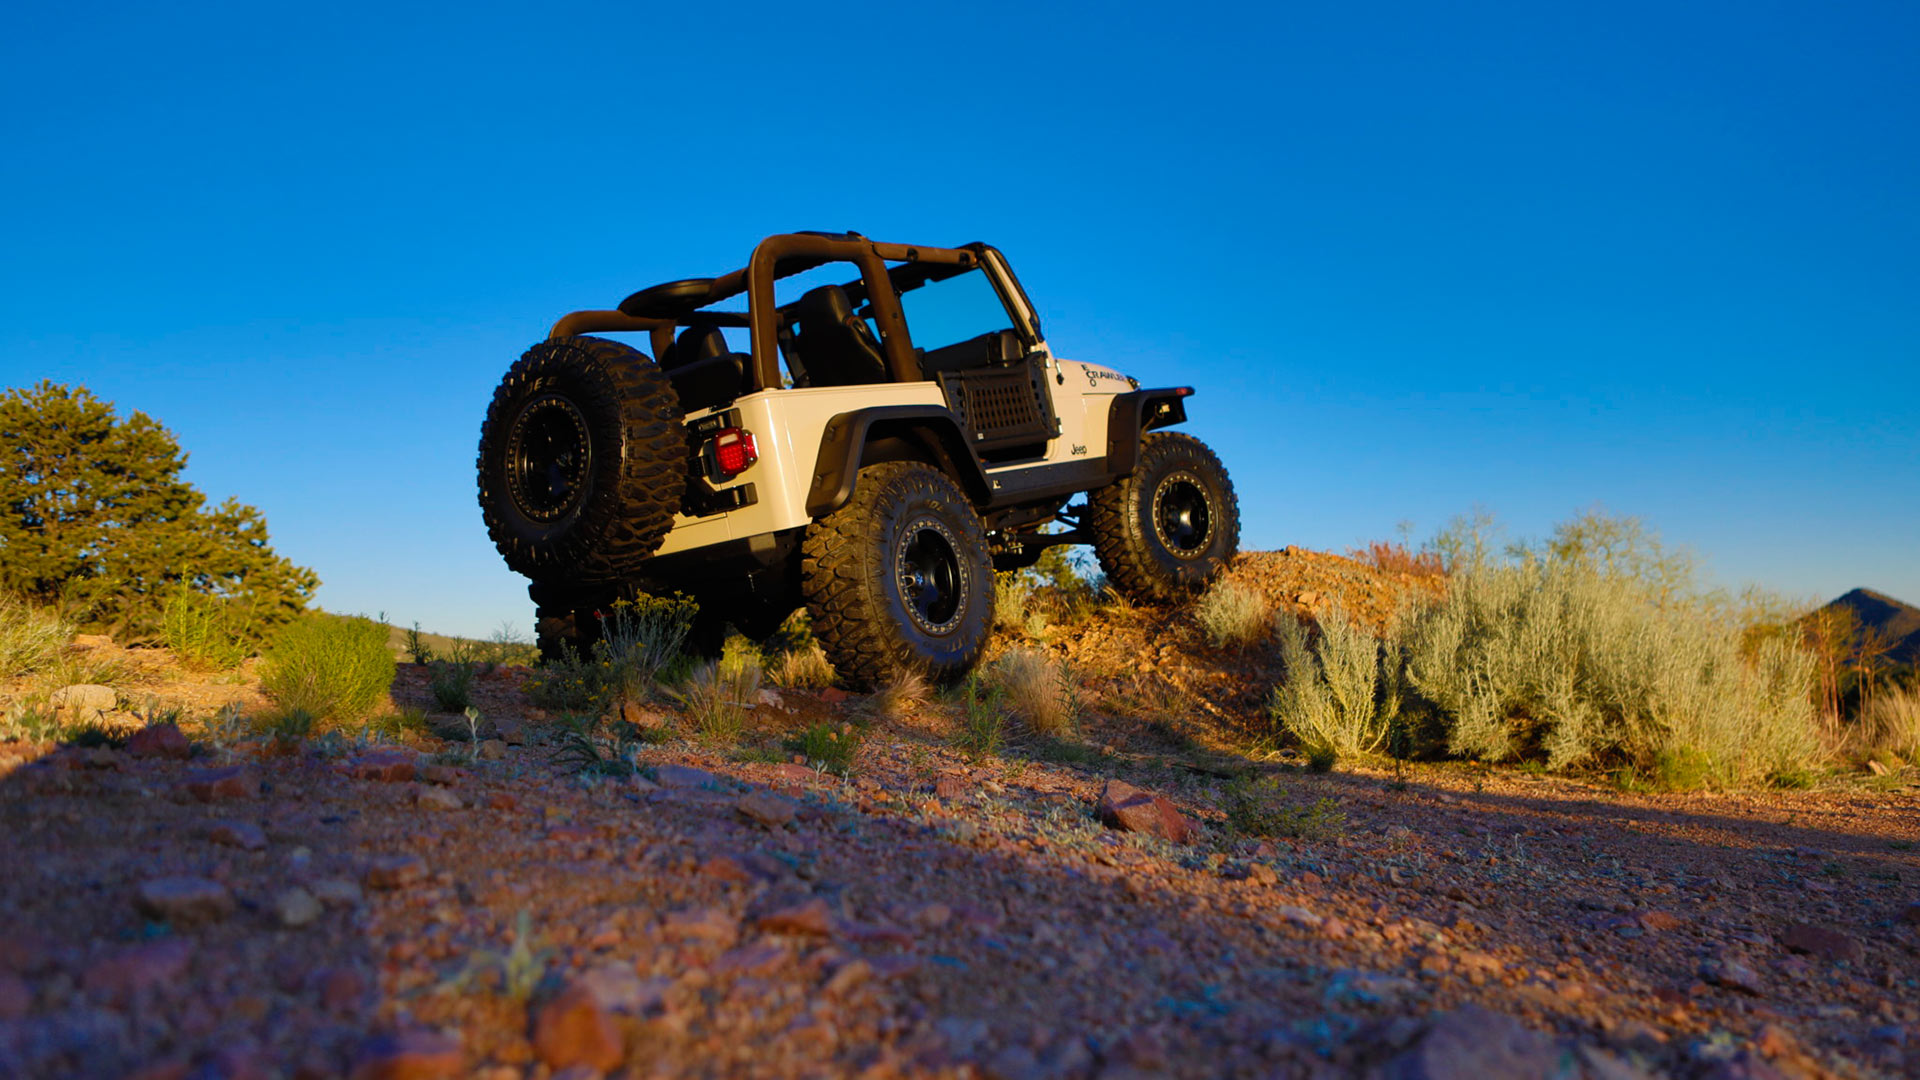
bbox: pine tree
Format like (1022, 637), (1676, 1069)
(0, 380), (317, 638)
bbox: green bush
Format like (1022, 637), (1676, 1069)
(951, 675), (1005, 761)
(261, 614), (396, 721)
(428, 661), (476, 712)
(1224, 778), (1346, 840)
(0, 593), (70, 679)
(160, 588), (253, 671)
(1269, 603), (1398, 758)
(788, 722), (863, 776)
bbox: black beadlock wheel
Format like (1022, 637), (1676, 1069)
(477, 336), (684, 584)
(1088, 431), (1240, 603)
(801, 462), (994, 687)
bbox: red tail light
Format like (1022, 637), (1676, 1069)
(710, 427), (758, 477)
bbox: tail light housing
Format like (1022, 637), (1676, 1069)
(708, 427), (758, 478)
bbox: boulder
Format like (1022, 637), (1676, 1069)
(126, 722), (192, 760)
(531, 982), (623, 1072)
(1383, 1005), (1568, 1080)
(50, 683), (116, 716)
(1095, 779), (1194, 843)
(134, 876), (236, 926)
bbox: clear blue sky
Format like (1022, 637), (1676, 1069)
(4, 1), (1915, 636)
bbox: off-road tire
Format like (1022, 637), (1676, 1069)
(534, 604), (606, 663)
(1088, 432), (1239, 603)
(478, 336), (684, 583)
(802, 462), (994, 687)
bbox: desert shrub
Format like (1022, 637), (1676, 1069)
(766, 641), (836, 689)
(428, 661), (476, 712)
(404, 623), (435, 665)
(994, 574), (1031, 633)
(0, 593), (69, 679)
(990, 648), (1076, 737)
(674, 652), (761, 746)
(0, 381), (316, 639)
(484, 621), (538, 667)
(254, 707), (317, 744)
(1195, 580), (1268, 649)
(260, 614), (396, 721)
(1224, 778), (1346, 840)
(552, 714), (641, 777)
(788, 722), (863, 776)
(951, 675), (1005, 760)
(1304, 744), (1338, 773)
(1400, 560), (1817, 785)
(1348, 540), (1446, 579)
(1269, 603), (1399, 757)
(160, 588), (253, 671)
(526, 594), (697, 715)
(868, 666), (930, 723)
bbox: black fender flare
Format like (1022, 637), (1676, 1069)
(806, 406), (991, 518)
(1105, 387), (1193, 476)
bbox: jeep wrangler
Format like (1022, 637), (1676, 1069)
(477, 232), (1238, 684)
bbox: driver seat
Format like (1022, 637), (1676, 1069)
(791, 285), (889, 386)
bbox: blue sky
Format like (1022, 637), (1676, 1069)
(3, 1), (1915, 636)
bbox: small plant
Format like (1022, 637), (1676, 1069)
(404, 622), (435, 665)
(260, 613), (396, 721)
(440, 909), (551, 1001)
(788, 722), (863, 776)
(1304, 744), (1337, 773)
(160, 588), (253, 672)
(61, 720), (126, 749)
(428, 660), (476, 712)
(367, 706), (428, 740)
(1348, 539), (1446, 580)
(951, 675), (1005, 761)
(994, 575), (1031, 633)
(551, 713), (639, 777)
(1194, 580), (1268, 649)
(990, 648), (1076, 738)
(672, 652), (762, 746)
(254, 707), (317, 744)
(484, 621), (537, 667)
(1224, 778), (1346, 841)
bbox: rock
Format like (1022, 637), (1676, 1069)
(210, 820), (267, 851)
(934, 776), (969, 799)
(415, 787), (463, 811)
(757, 688), (785, 710)
(347, 751), (417, 783)
(821, 687), (853, 704)
(418, 763), (463, 785)
(83, 940), (193, 1001)
(134, 876), (236, 926)
(126, 722), (192, 760)
(478, 739), (508, 760)
(347, 1030), (464, 1080)
(71, 633), (114, 650)
(577, 964), (670, 1017)
(276, 887), (324, 928)
(1698, 1049), (1791, 1080)
(772, 762), (815, 782)
(1095, 779), (1194, 843)
(1295, 591), (1321, 606)
(51, 683), (116, 716)
(485, 791), (519, 810)
(427, 712), (496, 742)
(1778, 922), (1863, 964)
(1700, 953), (1765, 995)
(662, 907), (740, 947)
(366, 855), (427, 890)
(756, 898), (835, 937)
(1867, 759), (1890, 776)
(735, 791), (798, 827)
(311, 878), (365, 908)
(184, 765), (258, 802)
(532, 982), (623, 1072)
(0, 970), (28, 1019)
(711, 942), (788, 976)
(1383, 1005), (1565, 1080)
(1638, 910), (1684, 932)
(653, 763), (720, 789)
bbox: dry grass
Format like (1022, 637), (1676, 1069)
(676, 653), (763, 746)
(0, 593), (71, 680)
(766, 642), (836, 689)
(1853, 685), (1920, 762)
(990, 647), (1076, 738)
(868, 667), (931, 723)
(1194, 580), (1268, 649)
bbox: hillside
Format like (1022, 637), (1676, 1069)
(1821, 587), (1920, 664)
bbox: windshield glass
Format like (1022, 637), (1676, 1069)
(897, 268), (1013, 352)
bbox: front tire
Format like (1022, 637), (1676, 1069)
(802, 463), (994, 687)
(1088, 432), (1239, 603)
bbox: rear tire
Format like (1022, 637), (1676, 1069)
(802, 463), (994, 687)
(1088, 432), (1239, 603)
(478, 336), (685, 583)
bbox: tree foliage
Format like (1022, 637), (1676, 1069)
(0, 380), (317, 638)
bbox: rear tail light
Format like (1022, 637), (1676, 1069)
(709, 427), (758, 478)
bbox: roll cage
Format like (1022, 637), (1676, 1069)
(547, 232), (1044, 395)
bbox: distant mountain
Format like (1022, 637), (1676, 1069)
(1822, 587), (1920, 665)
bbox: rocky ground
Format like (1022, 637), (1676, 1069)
(1, 552), (1916, 1080)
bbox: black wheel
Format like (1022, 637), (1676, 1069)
(802, 462), (994, 687)
(534, 604), (606, 663)
(1088, 432), (1239, 603)
(477, 336), (684, 583)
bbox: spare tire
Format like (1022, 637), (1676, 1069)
(477, 336), (684, 583)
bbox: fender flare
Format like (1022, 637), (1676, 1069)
(806, 405), (991, 518)
(1105, 387), (1193, 476)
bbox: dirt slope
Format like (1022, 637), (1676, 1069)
(0, 553), (1915, 1079)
